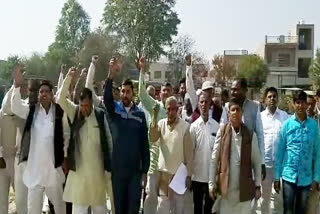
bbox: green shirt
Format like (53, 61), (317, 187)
(138, 72), (167, 174)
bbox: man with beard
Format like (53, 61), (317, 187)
(260, 87), (289, 214)
(104, 57), (150, 214)
(138, 57), (173, 214)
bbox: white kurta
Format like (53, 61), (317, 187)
(209, 126), (262, 214)
(11, 87), (65, 189)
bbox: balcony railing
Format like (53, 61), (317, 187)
(265, 36), (297, 44)
(224, 50), (248, 56)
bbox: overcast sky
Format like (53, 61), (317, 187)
(0, 0), (319, 60)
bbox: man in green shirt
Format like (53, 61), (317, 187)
(138, 57), (173, 214)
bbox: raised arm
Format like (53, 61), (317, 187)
(103, 57), (122, 117)
(57, 68), (77, 121)
(185, 55), (197, 112)
(138, 57), (157, 115)
(149, 104), (161, 142)
(11, 65), (29, 119)
(73, 68), (87, 104)
(85, 56), (102, 107)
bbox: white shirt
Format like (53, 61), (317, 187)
(11, 87), (65, 188)
(261, 107), (289, 168)
(190, 116), (220, 182)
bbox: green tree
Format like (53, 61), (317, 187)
(168, 35), (195, 84)
(309, 49), (320, 89)
(77, 30), (132, 84)
(211, 55), (236, 87)
(102, 0), (180, 64)
(54, 0), (90, 59)
(238, 55), (269, 89)
(0, 55), (22, 84)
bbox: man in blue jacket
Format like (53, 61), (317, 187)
(104, 57), (150, 214)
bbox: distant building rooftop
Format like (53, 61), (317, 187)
(224, 50), (248, 56)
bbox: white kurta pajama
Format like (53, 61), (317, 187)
(58, 75), (110, 214)
(11, 87), (66, 214)
(210, 127), (262, 214)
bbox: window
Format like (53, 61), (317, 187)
(278, 54), (290, 67)
(165, 71), (171, 79)
(298, 58), (311, 78)
(154, 71), (161, 79)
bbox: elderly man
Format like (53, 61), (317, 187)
(150, 96), (193, 214)
(209, 98), (262, 214)
(138, 57), (173, 214)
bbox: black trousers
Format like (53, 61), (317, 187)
(192, 181), (214, 214)
(112, 171), (142, 214)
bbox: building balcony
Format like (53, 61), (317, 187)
(265, 36), (297, 44)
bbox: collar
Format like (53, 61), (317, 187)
(120, 101), (136, 112)
(293, 113), (308, 124)
(166, 117), (180, 130)
(266, 107), (279, 117)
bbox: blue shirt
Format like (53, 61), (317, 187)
(274, 114), (320, 186)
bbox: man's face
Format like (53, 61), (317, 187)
(294, 99), (308, 116)
(179, 83), (186, 97)
(38, 85), (53, 106)
(307, 97), (316, 117)
(79, 98), (92, 117)
(160, 86), (172, 103)
(28, 80), (38, 105)
(228, 104), (242, 126)
(199, 93), (210, 117)
(166, 101), (178, 124)
(121, 85), (133, 107)
(231, 81), (246, 99)
(147, 87), (156, 99)
(265, 91), (278, 109)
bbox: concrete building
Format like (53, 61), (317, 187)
(258, 21), (314, 88)
(223, 49), (249, 72)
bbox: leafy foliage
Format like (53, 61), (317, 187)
(102, 0), (180, 64)
(309, 49), (320, 90)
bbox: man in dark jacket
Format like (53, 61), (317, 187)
(104, 58), (150, 214)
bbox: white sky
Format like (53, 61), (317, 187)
(0, 0), (319, 60)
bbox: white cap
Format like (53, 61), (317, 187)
(201, 81), (213, 91)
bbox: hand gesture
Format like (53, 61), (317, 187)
(139, 57), (146, 72)
(60, 64), (67, 75)
(80, 68), (87, 80)
(92, 55), (99, 65)
(185, 55), (192, 66)
(108, 57), (122, 79)
(13, 64), (24, 88)
(153, 103), (160, 119)
(67, 66), (77, 79)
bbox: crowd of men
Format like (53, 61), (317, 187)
(0, 54), (320, 214)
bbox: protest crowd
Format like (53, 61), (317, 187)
(1, 54), (320, 214)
